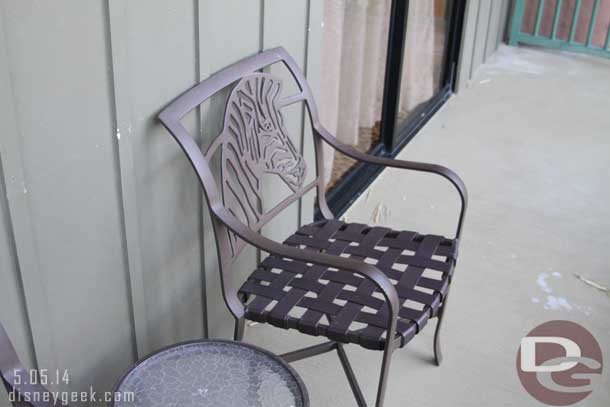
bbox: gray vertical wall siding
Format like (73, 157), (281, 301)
(456, 0), (511, 89)
(110, 0), (205, 355)
(0, 0), (507, 404)
(0, 0), (321, 403)
(1, 1), (136, 402)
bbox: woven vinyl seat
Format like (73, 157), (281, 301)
(239, 219), (457, 351)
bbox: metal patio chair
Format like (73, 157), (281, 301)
(159, 47), (467, 407)
(0, 322), (69, 407)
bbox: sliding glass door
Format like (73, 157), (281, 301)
(315, 0), (465, 217)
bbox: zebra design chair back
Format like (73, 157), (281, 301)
(208, 72), (307, 255)
(159, 48), (329, 271)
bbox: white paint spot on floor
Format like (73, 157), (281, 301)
(534, 272), (593, 316)
(544, 295), (573, 311)
(574, 303), (593, 317)
(537, 272), (553, 293)
(371, 202), (390, 225)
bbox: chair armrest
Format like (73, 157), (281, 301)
(213, 205), (400, 334)
(316, 125), (468, 239)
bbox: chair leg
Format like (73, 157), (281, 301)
(336, 344), (367, 407)
(374, 344), (395, 407)
(281, 340), (396, 406)
(433, 291), (451, 366)
(234, 317), (245, 341)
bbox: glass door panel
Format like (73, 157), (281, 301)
(317, 0), (392, 191)
(395, 0), (453, 136)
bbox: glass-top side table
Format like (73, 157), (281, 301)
(112, 340), (309, 407)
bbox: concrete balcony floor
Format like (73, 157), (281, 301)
(246, 45), (610, 406)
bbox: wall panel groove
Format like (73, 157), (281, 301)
(0, 4), (56, 372)
(118, 0), (204, 352)
(107, 0), (150, 358)
(193, 0), (209, 340)
(0, 152), (37, 371)
(197, 0), (263, 339)
(485, 0), (503, 60)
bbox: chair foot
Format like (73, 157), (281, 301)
(433, 294), (451, 366)
(433, 320), (443, 366)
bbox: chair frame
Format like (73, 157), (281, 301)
(159, 47), (467, 407)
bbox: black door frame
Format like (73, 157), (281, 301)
(317, 0), (466, 220)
